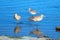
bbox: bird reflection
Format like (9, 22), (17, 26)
(30, 28), (43, 38)
(14, 26), (21, 34)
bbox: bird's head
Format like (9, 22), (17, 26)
(28, 8), (31, 11)
(41, 14), (46, 18)
(15, 13), (18, 16)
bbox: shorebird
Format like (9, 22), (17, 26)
(14, 13), (21, 20)
(14, 13), (22, 24)
(28, 8), (37, 15)
(14, 26), (21, 34)
(29, 14), (45, 22)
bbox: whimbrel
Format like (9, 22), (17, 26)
(30, 14), (45, 22)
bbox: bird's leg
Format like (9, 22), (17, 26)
(36, 22), (38, 29)
(31, 15), (34, 18)
(16, 21), (23, 25)
(28, 18), (32, 27)
(16, 20), (20, 24)
(28, 15), (35, 27)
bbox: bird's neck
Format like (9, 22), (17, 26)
(41, 16), (44, 18)
(29, 8), (31, 11)
(39, 15), (44, 18)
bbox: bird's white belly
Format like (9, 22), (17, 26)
(15, 16), (20, 20)
(30, 11), (36, 14)
(32, 18), (43, 21)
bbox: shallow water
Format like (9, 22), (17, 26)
(0, 0), (60, 39)
(0, 36), (53, 40)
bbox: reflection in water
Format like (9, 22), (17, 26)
(30, 28), (43, 38)
(14, 26), (21, 34)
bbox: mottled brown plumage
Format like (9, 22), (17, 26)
(29, 14), (45, 22)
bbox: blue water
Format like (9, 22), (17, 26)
(0, 0), (60, 38)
